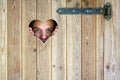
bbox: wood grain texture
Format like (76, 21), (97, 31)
(0, 2), (1, 79)
(104, 0), (118, 80)
(81, 0), (96, 80)
(21, 0), (37, 80)
(66, 0), (81, 80)
(96, 0), (104, 80)
(0, 0), (120, 80)
(36, 0), (52, 80)
(52, 0), (66, 80)
(117, 0), (120, 79)
(7, 0), (21, 80)
(0, 0), (7, 80)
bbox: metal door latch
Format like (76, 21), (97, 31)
(57, 3), (112, 21)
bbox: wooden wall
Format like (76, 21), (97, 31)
(0, 0), (120, 80)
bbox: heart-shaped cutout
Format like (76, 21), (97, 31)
(29, 19), (58, 43)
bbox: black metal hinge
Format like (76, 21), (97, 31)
(57, 3), (112, 21)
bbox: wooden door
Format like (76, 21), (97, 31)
(0, 0), (120, 80)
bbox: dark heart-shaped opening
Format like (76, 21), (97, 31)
(28, 19), (58, 43)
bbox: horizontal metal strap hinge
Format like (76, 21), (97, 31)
(57, 3), (112, 21)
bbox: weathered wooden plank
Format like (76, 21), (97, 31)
(0, 2), (1, 79)
(21, 0), (36, 80)
(66, 0), (81, 80)
(117, 0), (120, 79)
(52, 0), (66, 80)
(0, 56), (2, 80)
(96, 0), (104, 80)
(36, 0), (52, 80)
(0, 0), (7, 80)
(104, 0), (118, 80)
(81, 0), (96, 80)
(0, 55), (2, 80)
(7, 0), (21, 80)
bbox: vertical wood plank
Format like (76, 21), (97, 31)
(52, 0), (66, 80)
(21, 0), (36, 80)
(36, 0), (52, 80)
(81, 0), (96, 80)
(104, 1), (113, 80)
(0, 2), (1, 79)
(0, 56), (2, 80)
(0, 0), (7, 80)
(7, 0), (21, 80)
(96, 0), (104, 80)
(66, 0), (81, 80)
(104, 0), (118, 80)
(117, 0), (120, 79)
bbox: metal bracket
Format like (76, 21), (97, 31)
(57, 3), (112, 21)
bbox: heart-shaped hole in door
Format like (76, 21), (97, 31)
(29, 19), (58, 43)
